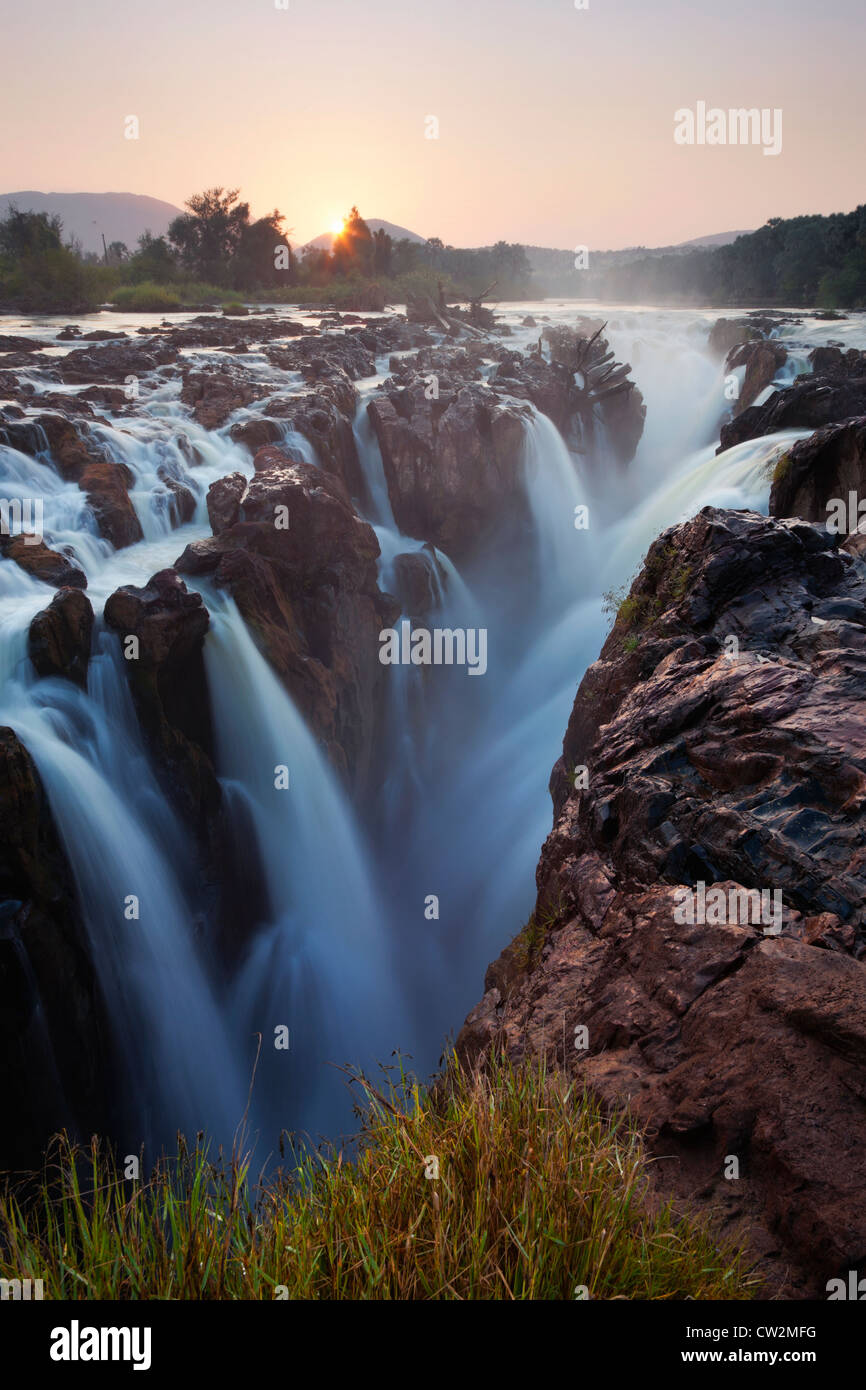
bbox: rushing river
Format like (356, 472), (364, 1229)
(1, 301), (861, 1155)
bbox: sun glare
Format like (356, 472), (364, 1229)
(330, 218), (345, 234)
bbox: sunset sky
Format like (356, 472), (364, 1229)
(2, 0), (863, 249)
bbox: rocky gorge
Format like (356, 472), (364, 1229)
(1, 297), (865, 1297)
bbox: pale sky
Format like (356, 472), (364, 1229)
(1, 0), (863, 249)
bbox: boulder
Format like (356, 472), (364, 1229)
(176, 449), (397, 791)
(367, 379), (531, 558)
(78, 460), (143, 549)
(726, 340), (787, 413)
(770, 417), (866, 525)
(719, 374), (866, 453)
(104, 570), (219, 835)
(28, 587), (94, 685)
(180, 367), (264, 431)
(0, 535), (87, 588)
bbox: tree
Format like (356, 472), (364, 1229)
(331, 207), (374, 277)
(373, 227), (392, 276)
(127, 231), (178, 283)
(233, 210), (294, 289)
(0, 206), (63, 258)
(168, 187), (251, 284)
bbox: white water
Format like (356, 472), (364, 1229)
(1, 301), (863, 1153)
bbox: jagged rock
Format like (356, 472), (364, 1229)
(392, 547), (447, 617)
(104, 571), (219, 835)
(719, 374), (866, 452)
(0, 727), (111, 1167)
(180, 367), (264, 430)
(207, 472), (248, 533)
(809, 346), (866, 377)
(367, 380), (531, 558)
(0, 411), (98, 481)
(160, 473), (197, 524)
(78, 460), (143, 549)
(0, 535), (87, 588)
(176, 448), (397, 790)
(708, 317), (757, 356)
(229, 417), (284, 454)
(770, 417), (866, 525)
(28, 588), (94, 686)
(58, 340), (177, 386)
(460, 506), (866, 1296)
(726, 340), (787, 413)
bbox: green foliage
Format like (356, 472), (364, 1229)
(542, 205), (866, 309)
(772, 451), (792, 484)
(0, 1053), (758, 1300)
(111, 282), (183, 311)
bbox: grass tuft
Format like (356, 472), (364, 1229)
(0, 1052), (759, 1300)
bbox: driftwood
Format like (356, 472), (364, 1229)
(406, 287), (496, 338)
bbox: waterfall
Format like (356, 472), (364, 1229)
(202, 592), (405, 1139)
(1, 657), (247, 1148)
(2, 301), (858, 1161)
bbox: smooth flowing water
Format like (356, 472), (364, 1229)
(1, 301), (859, 1153)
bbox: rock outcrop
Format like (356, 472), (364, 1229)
(367, 378), (531, 558)
(0, 535), (87, 589)
(0, 728), (112, 1167)
(78, 460), (143, 549)
(770, 417), (866, 527)
(103, 570), (220, 839)
(29, 587), (94, 686)
(459, 506), (866, 1296)
(719, 374), (866, 453)
(176, 448), (398, 791)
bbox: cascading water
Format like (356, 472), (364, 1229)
(201, 592), (406, 1140)
(2, 301), (860, 1158)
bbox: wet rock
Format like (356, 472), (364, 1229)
(0, 535), (87, 588)
(103, 570), (219, 834)
(460, 506), (866, 1296)
(0, 411), (98, 481)
(392, 547), (447, 617)
(159, 473), (197, 525)
(176, 449), (397, 791)
(367, 379), (531, 558)
(58, 340), (177, 385)
(719, 374), (866, 452)
(180, 367), (264, 431)
(78, 460), (143, 549)
(229, 417), (284, 454)
(708, 317), (758, 356)
(207, 472), (247, 533)
(770, 417), (866, 525)
(726, 340), (787, 413)
(0, 727), (112, 1167)
(28, 587), (94, 685)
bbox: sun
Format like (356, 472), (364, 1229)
(330, 218), (345, 235)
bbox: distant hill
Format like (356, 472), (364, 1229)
(0, 191), (184, 254)
(676, 230), (753, 249)
(301, 218), (427, 252)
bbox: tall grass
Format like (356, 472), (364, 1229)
(0, 1053), (758, 1300)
